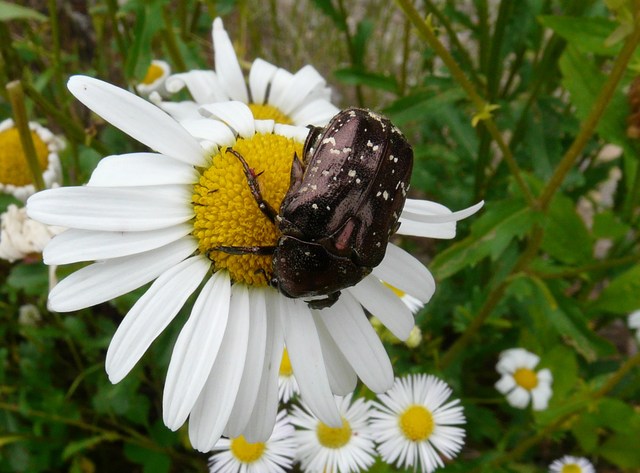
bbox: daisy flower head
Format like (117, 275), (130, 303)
(136, 59), (171, 97)
(209, 410), (296, 473)
(370, 374), (466, 473)
(290, 393), (377, 473)
(628, 309), (640, 343)
(0, 118), (62, 201)
(549, 455), (596, 473)
(495, 348), (553, 411)
(154, 17), (340, 127)
(27, 72), (482, 451)
(278, 348), (300, 403)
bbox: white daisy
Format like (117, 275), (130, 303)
(0, 118), (62, 201)
(278, 348), (300, 403)
(549, 455), (596, 473)
(0, 204), (65, 263)
(209, 410), (296, 473)
(154, 17), (340, 127)
(136, 59), (171, 97)
(495, 348), (553, 411)
(628, 310), (640, 343)
(370, 374), (466, 473)
(27, 76), (481, 451)
(290, 394), (376, 473)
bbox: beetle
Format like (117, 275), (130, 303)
(215, 107), (413, 309)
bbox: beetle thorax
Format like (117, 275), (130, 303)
(191, 134), (303, 286)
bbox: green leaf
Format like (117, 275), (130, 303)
(352, 19), (373, 67)
(592, 264), (640, 314)
(124, 444), (171, 473)
(333, 68), (398, 93)
(310, 0), (347, 30)
(0, 1), (47, 21)
(7, 263), (49, 296)
(430, 199), (534, 279)
(541, 193), (592, 265)
(62, 434), (118, 461)
(538, 16), (620, 56)
(125, 2), (164, 80)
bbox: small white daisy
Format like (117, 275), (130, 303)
(154, 17), (340, 127)
(136, 59), (171, 97)
(0, 118), (62, 201)
(0, 204), (64, 263)
(27, 76), (481, 451)
(278, 348), (300, 403)
(549, 455), (596, 473)
(290, 394), (377, 473)
(209, 410), (296, 473)
(628, 310), (640, 343)
(370, 374), (466, 473)
(495, 348), (553, 411)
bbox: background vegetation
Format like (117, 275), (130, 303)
(1, 0), (639, 471)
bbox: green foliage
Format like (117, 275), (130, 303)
(1, 0), (640, 472)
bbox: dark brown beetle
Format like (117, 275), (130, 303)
(217, 108), (413, 308)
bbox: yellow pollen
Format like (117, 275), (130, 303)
(0, 127), (49, 187)
(399, 405), (434, 442)
(141, 62), (165, 85)
(229, 435), (266, 463)
(382, 281), (406, 298)
(513, 368), (539, 390)
(248, 103), (293, 124)
(279, 348), (293, 377)
(561, 465), (581, 473)
(192, 133), (302, 286)
(316, 418), (352, 449)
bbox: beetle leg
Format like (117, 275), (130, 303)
(209, 245), (276, 256)
(287, 152), (305, 195)
(225, 148), (278, 223)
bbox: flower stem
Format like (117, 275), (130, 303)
(394, 0), (535, 206)
(537, 14), (640, 211)
(162, 5), (187, 72)
(6, 80), (46, 191)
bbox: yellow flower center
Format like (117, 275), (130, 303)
(513, 368), (539, 390)
(316, 417), (352, 449)
(279, 348), (293, 377)
(229, 435), (266, 463)
(399, 405), (434, 442)
(141, 62), (165, 85)
(0, 126), (49, 186)
(560, 465), (581, 473)
(248, 103), (293, 124)
(192, 133), (302, 286)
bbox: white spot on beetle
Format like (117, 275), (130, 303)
(330, 148), (341, 155)
(372, 145), (379, 151)
(376, 191), (381, 197)
(323, 137), (336, 145)
(326, 205), (330, 210)
(321, 170), (330, 176)
(310, 166), (318, 172)
(342, 147), (352, 153)
(348, 169), (356, 177)
(356, 178), (361, 184)
(367, 140), (374, 147)
(312, 203), (318, 210)
(382, 191), (389, 200)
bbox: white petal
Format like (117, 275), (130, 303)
(290, 99), (340, 127)
(87, 153), (199, 187)
(312, 312), (357, 395)
(199, 101), (255, 138)
(272, 65), (326, 115)
(242, 290), (284, 443)
(273, 123), (310, 143)
(316, 292), (394, 393)
(495, 374), (516, 394)
(154, 99), (201, 122)
(372, 243), (436, 303)
(48, 237), (197, 312)
(165, 70), (228, 103)
(105, 254), (210, 383)
(163, 271), (231, 430)
(212, 18), (248, 103)
(506, 387), (531, 409)
(180, 118), (236, 148)
(265, 68), (293, 106)
(224, 287), (268, 438)
(188, 282), (250, 452)
(279, 297), (341, 427)
(67, 76), (206, 166)
(254, 119), (275, 134)
(347, 275), (414, 340)
(44, 224), (192, 264)
(398, 200), (485, 239)
(248, 58), (278, 104)
(27, 186), (193, 231)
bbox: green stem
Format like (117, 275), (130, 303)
(394, 0), (535, 206)
(533, 253), (640, 280)
(46, 0), (65, 99)
(538, 15), (640, 210)
(6, 81), (46, 191)
(162, 5), (187, 72)
(336, 0), (364, 107)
